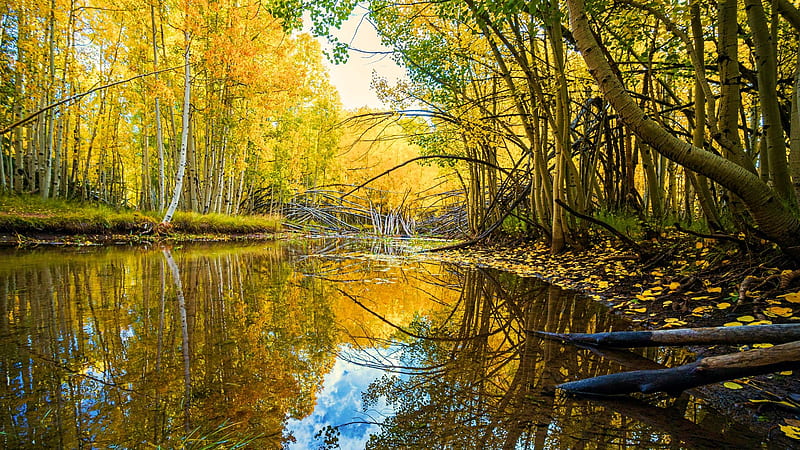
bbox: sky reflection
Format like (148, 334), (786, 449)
(285, 346), (394, 449)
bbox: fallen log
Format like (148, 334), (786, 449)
(531, 323), (800, 347)
(558, 340), (800, 396)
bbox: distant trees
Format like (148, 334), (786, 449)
(0, 0), (341, 214)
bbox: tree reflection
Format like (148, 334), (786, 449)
(0, 242), (766, 448)
(342, 268), (761, 449)
(0, 244), (337, 448)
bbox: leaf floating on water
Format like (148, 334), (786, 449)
(723, 381), (744, 390)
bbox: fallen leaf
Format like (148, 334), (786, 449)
(716, 302), (732, 309)
(765, 306), (793, 317)
(707, 287), (722, 293)
(779, 424), (800, 440)
(723, 381), (743, 389)
(748, 320), (773, 326)
(724, 322), (743, 327)
(737, 315), (755, 323)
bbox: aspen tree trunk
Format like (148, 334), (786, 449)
(0, 136), (6, 192)
(13, 11), (26, 194)
(547, 11), (571, 254)
(152, 2), (166, 211)
(566, 0), (800, 258)
(141, 116), (151, 210)
(41, 0), (57, 199)
(745, 0), (797, 207)
(717, 0), (753, 172)
(162, 31), (191, 224)
(792, 55), (800, 199)
(689, 4), (722, 229)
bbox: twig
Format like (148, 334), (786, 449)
(554, 199), (644, 255)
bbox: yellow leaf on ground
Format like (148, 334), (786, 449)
(779, 371), (794, 376)
(737, 315), (755, 323)
(716, 302), (731, 309)
(766, 306), (794, 317)
(629, 307), (647, 313)
(748, 320), (773, 325)
(724, 321), (743, 327)
(780, 425), (800, 440)
(782, 292), (800, 304)
(707, 287), (722, 293)
(752, 343), (773, 348)
(723, 381), (743, 389)
(668, 281), (681, 290)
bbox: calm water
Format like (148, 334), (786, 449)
(0, 239), (764, 448)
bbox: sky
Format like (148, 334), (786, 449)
(316, 7), (408, 111)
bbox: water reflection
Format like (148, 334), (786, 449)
(0, 241), (765, 448)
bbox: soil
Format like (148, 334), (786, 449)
(2, 229), (799, 446)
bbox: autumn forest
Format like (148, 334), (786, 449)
(2, 0), (800, 446)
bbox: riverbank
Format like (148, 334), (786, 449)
(0, 195), (281, 246)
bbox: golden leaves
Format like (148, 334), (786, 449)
(780, 424), (800, 440)
(723, 381), (744, 389)
(779, 292), (800, 304)
(764, 306), (794, 318)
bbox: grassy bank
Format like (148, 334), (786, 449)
(0, 195), (281, 237)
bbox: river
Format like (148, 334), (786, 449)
(0, 239), (765, 448)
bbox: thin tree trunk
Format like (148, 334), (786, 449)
(744, 0), (797, 206)
(162, 31), (191, 224)
(151, 1), (166, 211)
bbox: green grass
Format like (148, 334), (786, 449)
(0, 195), (281, 235)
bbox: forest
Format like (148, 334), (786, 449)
(2, 0), (800, 249)
(2, 0), (800, 444)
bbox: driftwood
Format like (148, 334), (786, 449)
(558, 340), (800, 396)
(532, 323), (800, 347)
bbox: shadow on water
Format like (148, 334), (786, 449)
(0, 240), (767, 448)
